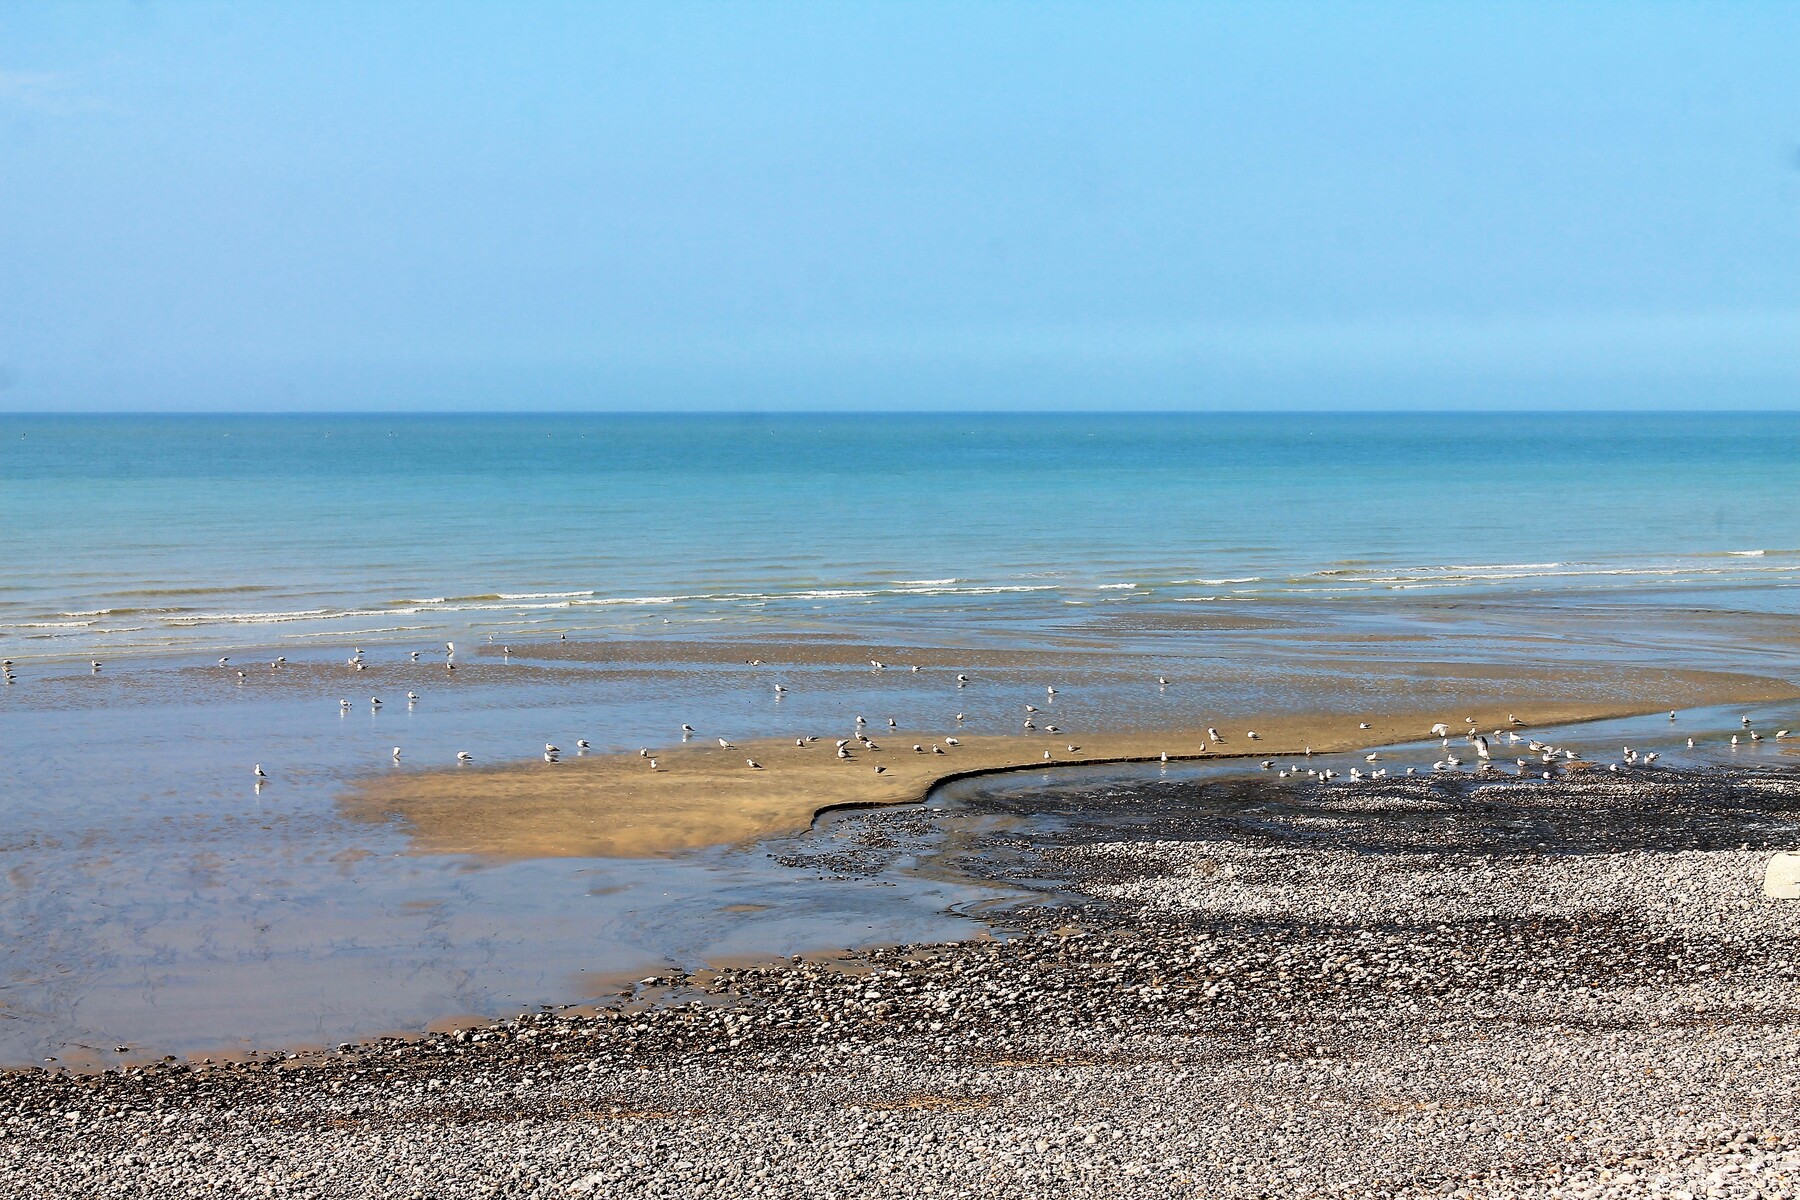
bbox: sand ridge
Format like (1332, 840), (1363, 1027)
(343, 696), (1771, 860)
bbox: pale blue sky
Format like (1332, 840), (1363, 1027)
(2, 1), (1796, 411)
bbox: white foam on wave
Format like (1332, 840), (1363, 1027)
(496, 590), (598, 601)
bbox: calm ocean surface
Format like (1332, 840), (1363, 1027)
(5, 412), (1800, 663)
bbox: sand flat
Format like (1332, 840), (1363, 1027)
(343, 667), (1794, 860)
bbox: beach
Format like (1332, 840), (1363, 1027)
(4, 762), (1795, 1198)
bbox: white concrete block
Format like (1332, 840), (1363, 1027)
(1765, 852), (1800, 900)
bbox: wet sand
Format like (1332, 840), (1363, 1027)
(345, 664), (1794, 859)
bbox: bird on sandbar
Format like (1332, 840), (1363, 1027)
(647, 758), (658, 770)
(545, 743), (560, 754)
(873, 765), (886, 774)
(718, 737), (736, 749)
(1246, 731), (1260, 740)
(1042, 750), (1052, 761)
(933, 745), (946, 755)
(1208, 728), (1222, 742)
(944, 737), (961, 747)
(746, 759), (762, 769)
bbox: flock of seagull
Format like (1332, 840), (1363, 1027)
(4, 646), (1789, 792)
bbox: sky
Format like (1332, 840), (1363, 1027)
(2, 1), (1797, 412)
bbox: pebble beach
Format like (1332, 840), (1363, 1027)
(7, 763), (1795, 1199)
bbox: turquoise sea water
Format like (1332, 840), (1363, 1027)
(5, 412), (1800, 663)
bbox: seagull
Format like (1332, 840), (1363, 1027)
(235, 670), (246, 681)
(370, 697), (382, 708)
(218, 657), (230, 667)
(1157, 676), (1169, 686)
(409, 651), (420, 662)
(253, 764), (267, 779)
(647, 758), (658, 770)
(933, 745), (946, 755)
(944, 737), (960, 746)
(746, 759), (762, 769)
(1260, 760), (1274, 770)
(545, 743), (560, 754)
(1208, 728), (1222, 742)
(1159, 751), (1169, 763)
(446, 642), (455, 655)
(456, 751), (472, 763)
(1024, 704), (1039, 713)
(392, 747), (402, 761)
(956, 674), (969, 684)
(1365, 753), (1380, 762)
(774, 684), (786, 694)
(682, 724), (696, 735)
(1731, 734), (1740, 746)
(873, 765), (887, 775)
(91, 660), (102, 672)
(887, 718), (897, 728)
(639, 747), (650, 757)
(1245, 731), (1260, 740)
(1742, 715), (1753, 727)
(718, 738), (736, 749)
(954, 713), (966, 723)
(837, 746), (850, 759)
(913, 744), (924, 753)
(406, 692), (418, 702)
(1776, 730), (1792, 740)
(339, 699), (351, 711)
(1046, 686), (1057, 696)
(1473, 735), (1490, 761)
(1509, 714), (1525, 726)
(870, 660), (885, 670)
(1042, 750), (1052, 760)
(1687, 737), (1696, 748)
(576, 739), (590, 750)
(1430, 723), (1449, 737)
(1669, 710), (1676, 720)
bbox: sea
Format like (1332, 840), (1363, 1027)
(1, 411), (1797, 1067)
(5, 411), (1800, 663)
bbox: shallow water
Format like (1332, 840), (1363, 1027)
(0, 643), (1792, 1069)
